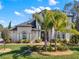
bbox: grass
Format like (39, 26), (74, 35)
(0, 45), (79, 59)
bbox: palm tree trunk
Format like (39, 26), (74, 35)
(55, 30), (57, 51)
(55, 39), (57, 51)
(44, 30), (48, 51)
(50, 28), (52, 46)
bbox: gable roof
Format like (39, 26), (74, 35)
(10, 20), (37, 31)
(16, 20), (36, 28)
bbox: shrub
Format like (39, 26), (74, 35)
(57, 39), (61, 43)
(5, 39), (11, 43)
(25, 40), (30, 43)
(57, 44), (68, 51)
(51, 39), (68, 44)
(70, 35), (79, 44)
(20, 39), (30, 43)
(47, 45), (55, 51)
(61, 39), (68, 44)
(15, 40), (21, 43)
(70, 38), (79, 44)
(50, 39), (55, 43)
(32, 45), (42, 51)
(20, 39), (26, 43)
(50, 39), (61, 43)
(40, 46), (47, 51)
(41, 45), (55, 51)
(35, 39), (42, 43)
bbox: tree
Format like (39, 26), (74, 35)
(0, 24), (3, 31)
(64, 0), (79, 21)
(33, 9), (68, 51)
(1, 28), (10, 50)
(33, 9), (53, 51)
(64, 0), (79, 41)
(51, 10), (68, 51)
(64, 0), (78, 12)
(8, 21), (11, 29)
(64, 2), (72, 12)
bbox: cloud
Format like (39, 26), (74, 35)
(0, 20), (6, 27)
(0, 2), (3, 10)
(0, 20), (6, 26)
(45, 7), (51, 10)
(39, 6), (51, 10)
(54, 7), (60, 10)
(14, 11), (22, 16)
(24, 6), (51, 14)
(0, 20), (5, 23)
(24, 9), (36, 14)
(49, 0), (59, 5)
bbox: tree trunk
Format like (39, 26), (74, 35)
(55, 30), (57, 51)
(44, 30), (48, 51)
(4, 41), (6, 50)
(50, 28), (52, 46)
(55, 39), (57, 51)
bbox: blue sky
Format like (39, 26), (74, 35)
(0, 0), (74, 27)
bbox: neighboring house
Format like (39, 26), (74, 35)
(10, 12), (73, 42)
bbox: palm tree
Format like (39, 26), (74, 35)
(33, 9), (53, 51)
(51, 10), (68, 51)
(33, 9), (68, 51)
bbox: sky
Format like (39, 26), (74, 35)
(0, 0), (75, 27)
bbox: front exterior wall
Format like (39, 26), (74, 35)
(17, 26), (32, 40)
(10, 26), (41, 41)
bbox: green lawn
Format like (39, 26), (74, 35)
(0, 45), (79, 59)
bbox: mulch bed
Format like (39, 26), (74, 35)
(39, 50), (73, 56)
(0, 48), (12, 53)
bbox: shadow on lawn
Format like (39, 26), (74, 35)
(0, 46), (32, 59)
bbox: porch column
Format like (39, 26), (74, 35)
(65, 33), (71, 41)
(51, 27), (55, 39)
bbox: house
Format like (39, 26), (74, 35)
(10, 20), (41, 42)
(10, 12), (73, 42)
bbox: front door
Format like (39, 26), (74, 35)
(41, 31), (48, 41)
